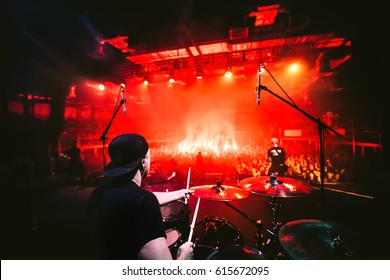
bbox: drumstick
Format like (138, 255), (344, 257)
(187, 197), (200, 242)
(185, 167), (191, 204)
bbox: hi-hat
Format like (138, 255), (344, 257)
(279, 219), (367, 260)
(239, 175), (312, 197)
(190, 183), (250, 201)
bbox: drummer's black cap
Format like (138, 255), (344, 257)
(103, 134), (149, 177)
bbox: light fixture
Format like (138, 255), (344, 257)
(143, 75), (149, 85)
(169, 72), (175, 83)
(196, 68), (203, 79)
(225, 67), (232, 77)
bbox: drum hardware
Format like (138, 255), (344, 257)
(189, 176), (315, 259)
(185, 177), (249, 260)
(190, 181), (270, 257)
(221, 201), (270, 251)
(255, 219), (265, 249)
(238, 173), (314, 259)
(218, 184), (282, 258)
(262, 195), (286, 259)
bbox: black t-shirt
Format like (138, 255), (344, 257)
(80, 178), (166, 259)
(267, 146), (286, 166)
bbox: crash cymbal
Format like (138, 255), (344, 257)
(190, 183), (250, 201)
(279, 219), (366, 259)
(239, 175), (312, 197)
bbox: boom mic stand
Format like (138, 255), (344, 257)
(258, 84), (341, 218)
(99, 98), (125, 168)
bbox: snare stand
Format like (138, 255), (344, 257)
(208, 198), (287, 259)
(222, 202), (272, 251)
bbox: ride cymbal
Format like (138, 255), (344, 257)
(279, 219), (367, 259)
(239, 175), (312, 197)
(190, 183), (250, 201)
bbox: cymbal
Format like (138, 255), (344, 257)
(279, 219), (367, 259)
(190, 183), (250, 201)
(239, 175), (312, 197)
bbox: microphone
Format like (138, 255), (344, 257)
(120, 83), (126, 115)
(257, 65), (263, 105)
(167, 172), (176, 181)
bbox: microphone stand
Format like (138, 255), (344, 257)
(98, 98), (125, 168)
(258, 84), (341, 218)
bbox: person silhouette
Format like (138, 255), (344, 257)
(267, 137), (287, 176)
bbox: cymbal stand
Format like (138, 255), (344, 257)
(264, 195), (284, 258)
(263, 174), (287, 258)
(222, 201), (273, 251)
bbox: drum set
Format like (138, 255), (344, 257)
(161, 173), (364, 260)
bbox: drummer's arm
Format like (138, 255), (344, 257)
(153, 189), (194, 205)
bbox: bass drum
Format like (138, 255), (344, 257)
(207, 244), (267, 260)
(193, 216), (243, 260)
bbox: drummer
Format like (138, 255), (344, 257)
(80, 133), (194, 260)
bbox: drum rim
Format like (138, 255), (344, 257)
(202, 216), (240, 230)
(206, 244), (266, 260)
(165, 227), (182, 248)
(161, 200), (191, 222)
(194, 216), (244, 249)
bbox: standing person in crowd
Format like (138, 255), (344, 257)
(267, 137), (288, 176)
(62, 140), (86, 188)
(80, 133), (194, 260)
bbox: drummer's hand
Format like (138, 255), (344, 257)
(176, 241), (194, 260)
(177, 189), (194, 200)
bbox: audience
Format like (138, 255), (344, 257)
(73, 140), (351, 187)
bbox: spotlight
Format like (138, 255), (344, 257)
(98, 84), (105, 91)
(143, 75), (149, 85)
(196, 69), (203, 79)
(169, 73), (175, 83)
(225, 67), (232, 77)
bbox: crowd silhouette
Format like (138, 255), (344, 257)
(145, 143), (352, 188)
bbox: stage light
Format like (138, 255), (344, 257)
(196, 69), (203, 79)
(143, 75), (149, 85)
(225, 67), (232, 77)
(169, 73), (175, 83)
